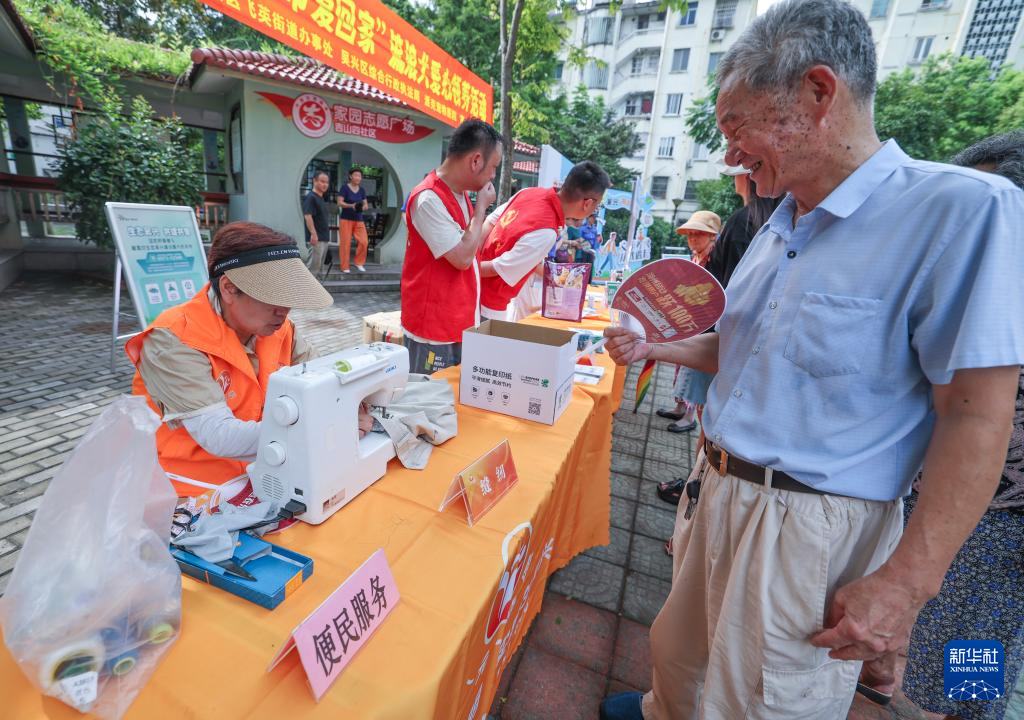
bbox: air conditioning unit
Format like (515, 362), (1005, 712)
(710, 29), (727, 42)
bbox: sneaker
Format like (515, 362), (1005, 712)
(355, 265), (366, 272)
(342, 269), (351, 274)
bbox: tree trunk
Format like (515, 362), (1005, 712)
(498, 0), (526, 204)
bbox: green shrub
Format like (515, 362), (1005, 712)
(57, 96), (204, 248)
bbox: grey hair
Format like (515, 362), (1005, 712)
(717, 0), (877, 107)
(950, 131), (1024, 190)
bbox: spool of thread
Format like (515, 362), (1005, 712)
(100, 621), (137, 676)
(334, 354), (377, 373)
(137, 616), (176, 645)
(105, 648), (139, 677)
(37, 635), (105, 691)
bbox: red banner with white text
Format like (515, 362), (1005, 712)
(198, 0), (493, 129)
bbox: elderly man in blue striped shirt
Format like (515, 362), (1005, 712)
(601, 1), (1024, 718)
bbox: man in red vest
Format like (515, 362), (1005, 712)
(401, 119), (501, 373)
(479, 161), (611, 320)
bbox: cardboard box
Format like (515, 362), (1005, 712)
(461, 320), (577, 425)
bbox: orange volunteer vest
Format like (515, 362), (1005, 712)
(479, 187), (565, 313)
(400, 171), (476, 343)
(125, 285), (294, 497)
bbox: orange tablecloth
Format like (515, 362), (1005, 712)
(1, 361), (625, 719)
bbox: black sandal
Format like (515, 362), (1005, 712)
(656, 478), (686, 505)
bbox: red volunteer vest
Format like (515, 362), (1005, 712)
(401, 171), (476, 343)
(125, 285), (294, 497)
(479, 187), (565, 312)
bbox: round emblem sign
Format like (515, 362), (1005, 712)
(291, 93), (330, 138)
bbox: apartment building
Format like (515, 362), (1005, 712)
(855, 0), (1024, 75)
(555, 0), (759, 220)
(555, 0), (1024, 220)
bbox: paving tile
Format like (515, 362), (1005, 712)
(549, 555), (625, 612)
(641, 458), (684, 486)
(611, 453), (642, 477)
(610, 618), (653, 691)
(628, 535), (674, 582)
(501, 645), (606, 720)
(611, 434), (645, 458)
(610, 473), (640, 501)
(529, 592), (617, 675)
(644, 439), (693, 466)
(633, 503), (677, 541)
(488, 642), (526, 717)
(621, 572), (671, 627)
(583, 526), (630, 567)
(610, 496), (636, 531)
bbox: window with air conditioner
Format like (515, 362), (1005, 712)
(651, 176), (670, 198)
(665, 93), (684, 115)
(671, 48), (691, 72)
(870, 0), (890, 17)
(712, 0), (737, 28)
(912, 36), (934, 63)
(658, 137), (676, 158)
(679, 1), (699, 26)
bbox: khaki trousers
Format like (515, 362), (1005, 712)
(306, 239), (329, 277)
(642, 453), (903, 720)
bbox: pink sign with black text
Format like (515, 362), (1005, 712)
(268, 549), (399, 701)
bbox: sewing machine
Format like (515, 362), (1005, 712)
(248, 343), (409, 525)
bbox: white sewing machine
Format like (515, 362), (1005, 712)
(248, 343), (409, 525)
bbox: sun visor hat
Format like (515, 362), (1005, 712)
(676, 210), (723, 236)
(211, 245), (333, 309)
(719, 163), (751, 176)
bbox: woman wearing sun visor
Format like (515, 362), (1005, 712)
(126, 222), (334, 497)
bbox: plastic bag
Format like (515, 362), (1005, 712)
(0, 396), (181, 718)
(541, 261), (592, 322)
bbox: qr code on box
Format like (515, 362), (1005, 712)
(528, 399), (542, 416)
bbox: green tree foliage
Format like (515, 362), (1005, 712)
(16, 0), (191, 113)
(62, 0), (291, 51)
(534, 88), (641, 187)
(874, 54), (1024, 161)
(694, 176), (741, 220)
(57, 96), (204, 248)
(685, 83), (723, 153)
(684, 53), (1024, 163)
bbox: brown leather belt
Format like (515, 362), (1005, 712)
(703, 439), (825, 495)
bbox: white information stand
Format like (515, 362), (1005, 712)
(104, 203), (209, 371)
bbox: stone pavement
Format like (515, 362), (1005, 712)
(0, 274), (943, 719)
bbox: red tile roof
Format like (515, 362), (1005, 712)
(512, 160), (539, 174)
(189, 48), (404, 107)
(514, 140), (540, 156)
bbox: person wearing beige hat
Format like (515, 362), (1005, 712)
(654, 210), (724, 437)
(126, 221), (346, 497)
(675, 209), (722, 265)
